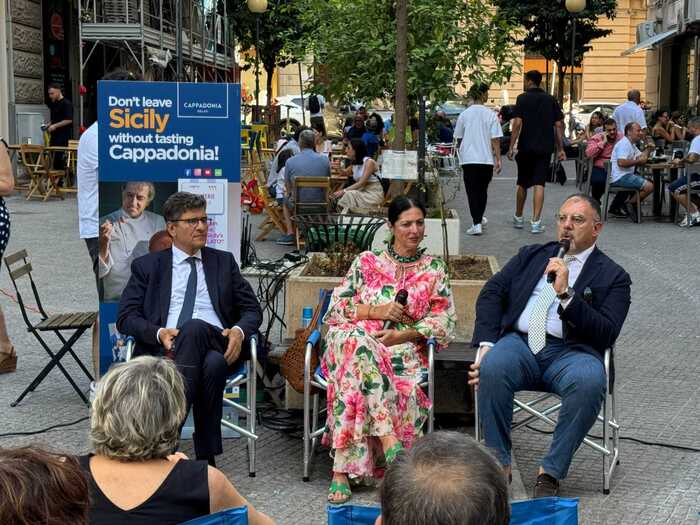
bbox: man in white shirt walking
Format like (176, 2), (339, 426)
(609, 122), (654, 222)
(612, 90), (647, 133)
(454, 83), (503, 235)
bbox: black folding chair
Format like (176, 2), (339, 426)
(4, 250), (96, 406)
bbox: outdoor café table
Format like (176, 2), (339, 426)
(643, 161), (677, 220)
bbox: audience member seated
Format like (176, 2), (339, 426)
(576, 111), (604, 143)
(376, 431), (510, 525)
(83, 356), (274, 525)
(277, 129), (331, 245)
(669, 116), (700, 227)
(345, 113), (367, 141)
(312, 122), (332, 158)
(469, 193), (631, 498)
(271, 149), (297, 246)
(117, 192), (262, 467)
(585, 118), (623, 203)
(0, 446), (90, 525)
(266, 127), (302, 203)
(361, 117), (381, 158)
(333, 138), (384, 214)
(651, 110), (684, 145)
(99, 181), (165, 302)
(323, 196), (456, 504)
(434, 110), (454, 143)
(609, 122), (654, 222)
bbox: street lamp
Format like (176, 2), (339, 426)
(247, 0), (268, 123)
(565, 0), (585, 138)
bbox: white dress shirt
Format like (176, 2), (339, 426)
(77, 122), (99, 239)
(156, 245), (245, 343)
(612, 101), (647, 131)
(515, 244), (596, 339)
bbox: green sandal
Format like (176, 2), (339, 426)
(384, 442), (404, 464)
(328, 480), (352, 505)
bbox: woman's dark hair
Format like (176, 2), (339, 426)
(369, 112), (385, 133)
(588, 111), (604, 132)
(0, 446), (90, 525)
(388, 195), (426, 225)
(653, 109), (669, 123)
(162, 192), (207, 222)
(310, 120), (325, 135)
(277, 148), (294, 170)
(349, 138), (368, 165)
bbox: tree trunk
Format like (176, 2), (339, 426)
(556, 63), (565, 106)
(265, 64), (274, 117)
(393, 0), (408, 150)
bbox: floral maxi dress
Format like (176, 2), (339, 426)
(321, 250), (456, 479)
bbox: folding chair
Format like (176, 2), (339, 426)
(125, 334), (260, 477)
(255, 184), (287, 241)
(301, 290), (437, 481)
(19, 145), (47, 200)
(293, 176), (331, 250)
(601, 160), (642, 223)
(4, 250), (96, 406)
(474, 347), (620, 494)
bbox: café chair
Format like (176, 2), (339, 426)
(601, 160), (642, 223)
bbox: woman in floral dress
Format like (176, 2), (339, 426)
(322, 196), (456, 503)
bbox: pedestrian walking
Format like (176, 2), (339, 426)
(0, 138), (16, 373)
(453, 83), (502, 235)
(46, 84), (74, 169)
(507, 70), (565, 234)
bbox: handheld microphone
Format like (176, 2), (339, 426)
(383, 289), (409, 330)
(546, 239), (571, 284)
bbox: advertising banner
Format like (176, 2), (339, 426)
(97, 81), (241, 375)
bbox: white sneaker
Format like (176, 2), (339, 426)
(481, 216), (488, 227)
(679, 212), (700, 227)
(530, 220), (545, 234)
(467, 223), (483, 235)
(513, 215), (524, 229)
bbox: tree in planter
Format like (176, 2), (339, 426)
(495, 0), (616, 104)
(226, 0), (311, 110)
(295, 0), (518, 145)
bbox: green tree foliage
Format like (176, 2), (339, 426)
(225, 0), (310, 108)
(495, 0), (616, 102)
(295, 0), (518, 108)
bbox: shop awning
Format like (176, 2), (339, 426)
(622, 29), (677, 56)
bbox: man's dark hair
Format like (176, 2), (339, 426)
(524, 70), (542, 87)
(162, 192), (206, 222)
(47, 83), (63, 91)
(468, 82), (490, 101)
(562, 192), (602, 222)
(603, 118), (617, 128)
(627, 89), (641, 103)
(380, 432), (510, 525)
(102, 69), (142, 81)
(624, 121), (638, 136)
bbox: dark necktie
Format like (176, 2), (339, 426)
(176, 257), (198, 328)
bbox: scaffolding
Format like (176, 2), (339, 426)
(78, 0), (236, 125)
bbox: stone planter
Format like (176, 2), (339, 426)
(370, 209), (461, 256)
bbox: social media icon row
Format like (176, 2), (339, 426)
(184, 168), (223, 177)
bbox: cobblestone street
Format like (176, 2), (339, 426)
(1, 160), (699, 524)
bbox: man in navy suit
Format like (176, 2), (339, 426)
(117, 192), (262, 466)
(469, 193), (631, 497)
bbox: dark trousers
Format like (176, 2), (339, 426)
(590, 166), (607, 202)
(174, 319), (247, 459)
(462, 164), (494, 224)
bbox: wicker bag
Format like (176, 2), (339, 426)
(281, 291), (331, 393)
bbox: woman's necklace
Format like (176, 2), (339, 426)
(387, 243), (425, 264)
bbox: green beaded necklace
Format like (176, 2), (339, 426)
(387, 242), (425, 264)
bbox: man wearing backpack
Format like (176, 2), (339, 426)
(306, 94), (326, 136)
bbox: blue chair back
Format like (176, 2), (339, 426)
(180, 507), (248, 525)
(326, 498), (578, 525)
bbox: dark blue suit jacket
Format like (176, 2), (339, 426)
(472, 242), (631, 358)
(116, 246), (262, 356)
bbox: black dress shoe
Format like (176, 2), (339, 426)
(533, 473), (559, 498)
(624, 202), (639, 223)
(608, 207), (628, 218)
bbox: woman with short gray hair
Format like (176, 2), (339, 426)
(80, 356), (274, 525)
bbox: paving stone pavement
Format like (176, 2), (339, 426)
(1, 159), (699, 524)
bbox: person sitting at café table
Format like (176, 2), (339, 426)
(669, 116), (700, 227)
(322, 196), (456, 504)
(333, 138), (384, 214)
(575, 111), (604, 143)
(651, 110), (685, 145)
(609, 122), (654, 222)
(585, 118), (623, 204)
(345, 113), (367, 141)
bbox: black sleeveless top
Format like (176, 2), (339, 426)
(78, 454), (210, 525)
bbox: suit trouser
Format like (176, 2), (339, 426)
(478, 332), (605, 479)
(174, 319), (248, 458)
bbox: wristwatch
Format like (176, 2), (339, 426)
(557, 287), (575, 301)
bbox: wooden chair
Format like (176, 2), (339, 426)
(63, 140), (80, 192)
(19, 145), (47, 200)
(4, 250), (96, 406)
(256, 184), (288, 241)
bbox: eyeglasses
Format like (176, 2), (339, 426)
(555, 214), (588, 226)
(170, 216), (209, 227)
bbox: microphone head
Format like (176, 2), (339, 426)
(559, 239), (571, 253)
(396, 289), (409, 305)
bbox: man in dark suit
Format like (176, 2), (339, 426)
(117, 192), (262, 466)
(468, 193), (631, 497)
